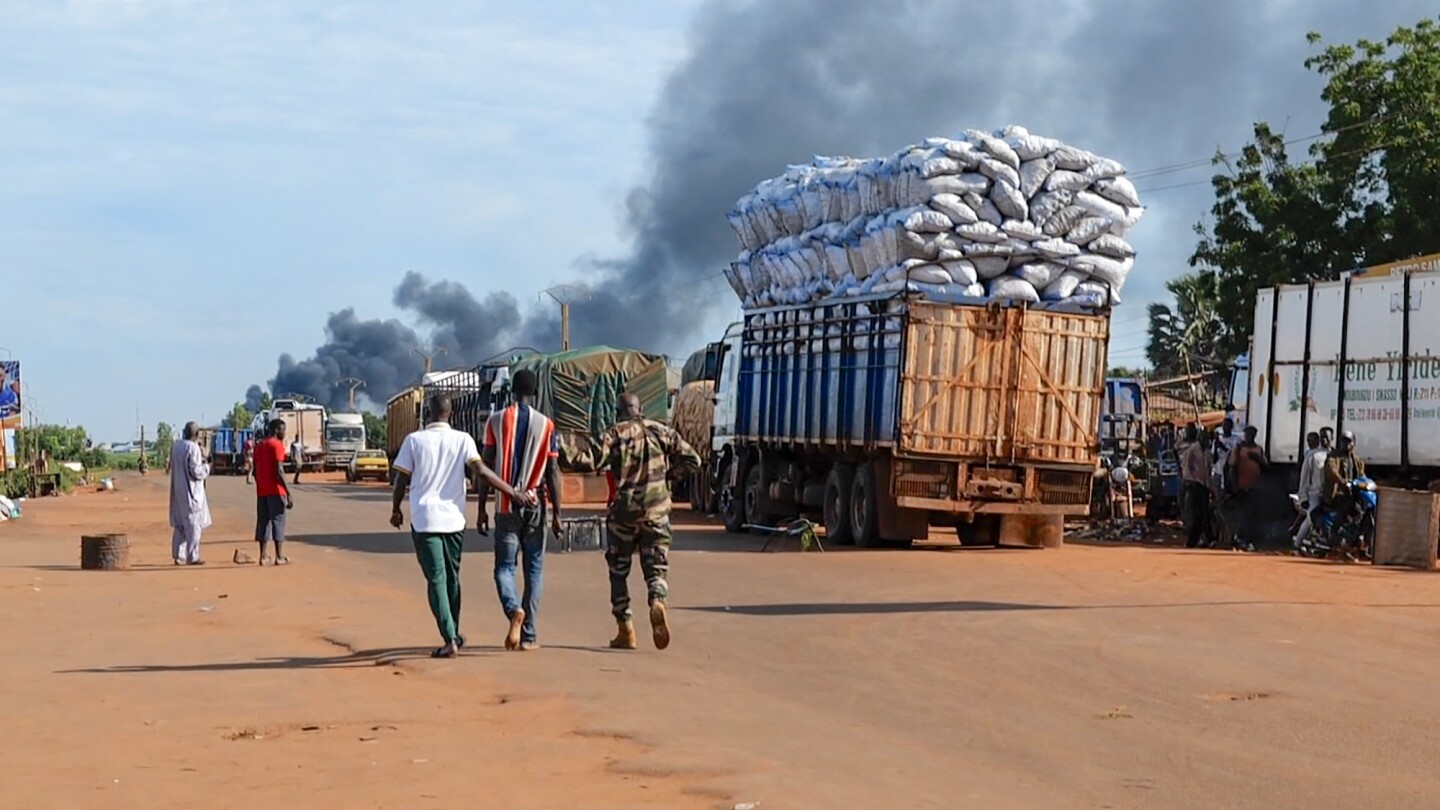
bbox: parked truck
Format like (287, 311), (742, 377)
(210, 427), (255, 475)
(255, 400), (326, 472)
(702, 291), (1110, 547)
(1246, 268), (1440, 477)
(324, 412), (366, 470)
(386, 385), (424, 461)
(670, 380), (716, 512)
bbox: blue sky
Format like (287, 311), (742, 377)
(5, 1), (1433, 442)
(2, 1), (697, 441)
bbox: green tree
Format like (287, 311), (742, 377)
(224, 402), (253, 430)
(1146, 272), (1228, 378)
(1183, 16), (1440, 361)
(155, 422), (174, 467)
(14, 425), (90, 462)
(260, 392), (273, 411)
(362, 412), (387, 451)
(1107, 366), (1148, 379)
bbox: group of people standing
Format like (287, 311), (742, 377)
(1175, 420), (1366, 551)
(389, 370), (702, 659)
(166, 419), (295, 566)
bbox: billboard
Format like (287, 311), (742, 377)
(1, 361), (19, 470)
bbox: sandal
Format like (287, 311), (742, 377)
(274, 557), (289, 566)
(455, 634), (467, 649)
(431, 644), (458, 659)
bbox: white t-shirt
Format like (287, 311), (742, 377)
(392, 422), (481, 534)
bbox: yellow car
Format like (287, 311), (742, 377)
(347, 449), (390, 483)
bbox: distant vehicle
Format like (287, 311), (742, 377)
(254, 400), (326, 472)
(210, 428), (255, 475)
(347, 449), (390, 483)
(324, 412), (366, 471)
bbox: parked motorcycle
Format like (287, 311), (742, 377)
(1292, 477), (1378, 562)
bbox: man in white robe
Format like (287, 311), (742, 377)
(169, 422), (212, 565)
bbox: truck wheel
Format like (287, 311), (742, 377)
(850, 463), (882, 548)
(690, 469), (706, 512)
(722, 463), (747, 534)
(744, 464), (771, 531)
(824, 466), (856, 545)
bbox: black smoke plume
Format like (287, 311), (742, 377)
(261, 1), (1436, 407)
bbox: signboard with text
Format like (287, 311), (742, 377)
(0, 361), (19, 471)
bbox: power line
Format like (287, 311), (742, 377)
(1124, 110), (1401, 182)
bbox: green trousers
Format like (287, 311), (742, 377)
(412, 530), (465, 643)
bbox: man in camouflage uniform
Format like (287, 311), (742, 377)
(564, 394), (701, 650)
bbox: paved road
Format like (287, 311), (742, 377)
(259, 474), (1440, 809)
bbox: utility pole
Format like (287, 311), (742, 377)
(411, 345), (446, 375)
(540, 285), (589, 351)
(337, 378), (366, 411)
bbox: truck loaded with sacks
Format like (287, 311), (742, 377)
(706, 127), (1141, 546)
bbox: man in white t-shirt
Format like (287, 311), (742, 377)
(291, 437), (304, 485)
(390, 395), (533, 658)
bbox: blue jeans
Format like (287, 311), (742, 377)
(494, 512), (545, 644)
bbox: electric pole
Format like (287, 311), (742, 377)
(412, 345), (446, 375)
(541, 285), (589, 351)
(337, 378), (366, 411)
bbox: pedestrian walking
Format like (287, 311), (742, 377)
(1226, 425), (1269, 550)
(243, 435), (255, 484)
(168, 422), (212, 566)
(254, 419), (293, 565)
(564, 394), (701, 651)
(1292, 431), (1328, 547)
(291, 435), (304, 485)
(480, 369), (563, 651)
(391, 395), (531, 659)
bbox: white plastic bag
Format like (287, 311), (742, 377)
(1018, 156), (1056, 199)
(1094, 176), (1140, 207)
(1042, 205), (1089, 237)
(1034, 237), (1081, 260)
(976, 156), (1020, 188)
(971, 256), (1011, 279)
(904, 208), (956, 233)
(1007, 134), (1062, 161)
(1045, 170), (1091, 193)
(1074, 190), (1129, 223)
(930, 193), (979, 225)
(1042, 269), (1087, 300)
(1028, 190), (1074, 226)
(1011, 261), (1065, 288)
(942, 259), (979, 286)
(1089, 233), (1136, 258)
(953, 221), (1006, 244)
(969, 131), (1021, 170)
(1069, 254), (1133, 287)
(1051, 145), (1099, 171)
(988, 275), (1040, 303)
(1001, 219), (1044, 242)
(1066, 216), (1112, 246)
(990, 178), (1028, 220)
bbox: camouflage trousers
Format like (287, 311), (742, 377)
(605, 518), (672, 619)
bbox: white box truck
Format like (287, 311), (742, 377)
(1247, 270), (1440, 473)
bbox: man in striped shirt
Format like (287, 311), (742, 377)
(480, 370), (562, 651)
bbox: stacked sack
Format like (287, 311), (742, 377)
(723, 126), (1142, 309)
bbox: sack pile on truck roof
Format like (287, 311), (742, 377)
(724, 126), (1144, 309)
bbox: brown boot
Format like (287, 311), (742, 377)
(608, 618), (637, 650)
(649, 601), (671, 650)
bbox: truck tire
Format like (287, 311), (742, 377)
(744, 464), (771, 532)
(824, 465), (856, 545)
(722, 462), (748, 534)
(850, 463), (882, 548)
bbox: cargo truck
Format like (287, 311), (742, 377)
(703, 291), (1110, 547)
(210, 428), (254, 475)
(255, 400), (326, 472)
(1246, 269), (1440, 480)
(324, 412), (366, 470)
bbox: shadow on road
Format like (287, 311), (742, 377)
(59, 646), (464, 674)
(683, 598), (1440, 616)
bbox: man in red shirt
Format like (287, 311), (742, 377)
(253, 419), (295, 565)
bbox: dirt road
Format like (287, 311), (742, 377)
(5, 474), (1440, 809)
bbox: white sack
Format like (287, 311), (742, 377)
(1045, 170), (1091, 193)
(1001, 219), (1044, 242)
(988, 275), (1040, 303)
(942, 259), (979, 286)
(1033, 237), (1082, 260)
(954, 221), (1006, 243)
(971, 256), (1011, 279)
(1094, 176), (1141, 207)
(1066, 216), (1112, 246)
(930, 193), (979, 225)
(990, 178), (1028, 220)
(905, 209), (955, 233)
(1029, 190), (1074, 226)
(1042, 269), (1087, 301)
(1042, 205), (1089, 237)
(1068, 254), (1134, 288)
(1019, 156), (1056, 198)
(1089, 233), (1136, 258)
(1012, 261), (1065, 288)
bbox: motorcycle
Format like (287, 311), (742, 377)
(1292, 477), (1378, 562)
